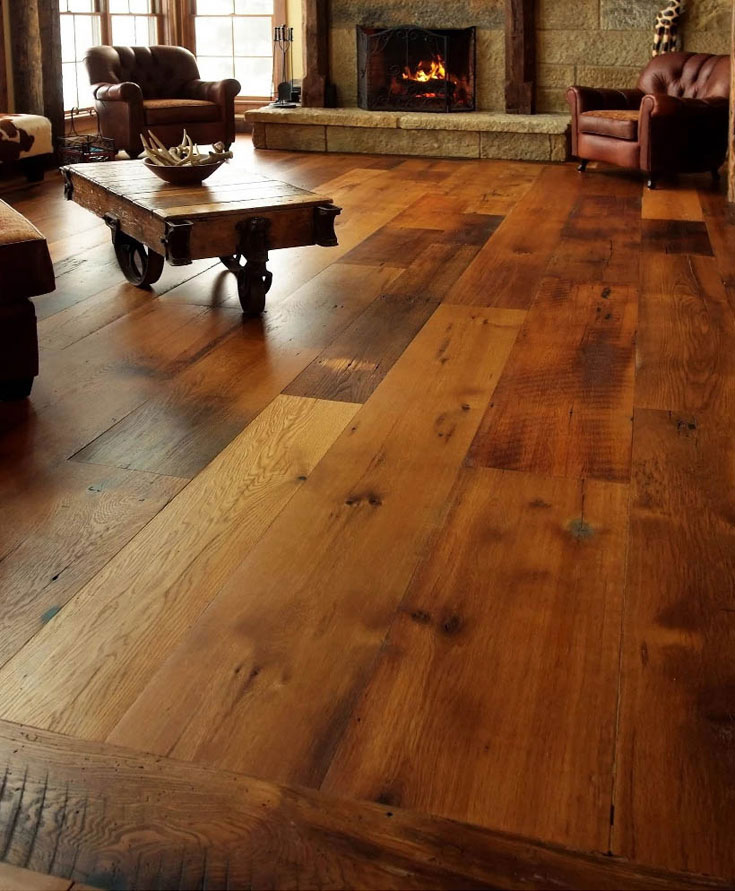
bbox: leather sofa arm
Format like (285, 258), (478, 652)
(93, 82), (144, 104)
(184, 79), (241, 105)
(639, 93), (729, 176)
(640, 92), (729, 119)
(566, 86), (644, 115)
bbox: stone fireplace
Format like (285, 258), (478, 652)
(248, 0), (732, 161)
(357, 26), (476, 113)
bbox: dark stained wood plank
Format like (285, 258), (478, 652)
(0, 720), (728, 891)
(284, 291), (440, 403)
(635, 253), (735, 413)
(613, 408), (735, 878)
(641, 219), (714, 256)
(388, 194), (504, 245)
(323, 467), (628, 850)
(467, 279), (637, 482)
(444, 165), (581, 309)
(338, 227), (442, 268)
(384, 242), (483, 300)
(546, 194), (641, 284)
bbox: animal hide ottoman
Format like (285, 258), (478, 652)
(0, 113), (53, 181)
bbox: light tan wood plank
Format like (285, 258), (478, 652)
(105, 305), (525, 782)
(0, 464), (185, 669)
(642, 187), (704, 221)
(0, 396), (360, 737)
(0, 864), (72, 891)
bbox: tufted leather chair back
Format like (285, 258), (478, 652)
(85, 45), (201, 99)
(637, 51), (730, 101)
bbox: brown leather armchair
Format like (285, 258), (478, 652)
(85, 46), (241, 158)
(566, 52), (730, 189)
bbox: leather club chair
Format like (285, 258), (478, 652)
(85, 45), (241, 158)
(566, 52), (730, 189)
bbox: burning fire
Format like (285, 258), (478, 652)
(388, 51), (472, 108)
(402, 54), (447, 83)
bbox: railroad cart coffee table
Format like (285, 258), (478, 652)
(60, 160), (341, 314)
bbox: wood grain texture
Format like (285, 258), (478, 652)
(700, 188), (735, 286)
(635, 253), (735, 414)
(546, 194), (641, 285)
(0, 864), (73, 891)
(467, 279), (637, 482)
(642, 219), (714, 256)
(613, 408), (735, 877)
(0, 720), (728, 891)
(0, 464), (185, 669)
(323, 468), (629, 849)
(444, 165), (580, 308)
(70, 264), (399, 477)
(0, 396), (359, 738)
(642, 188), (704, 222)
(106, 306), (525, 782)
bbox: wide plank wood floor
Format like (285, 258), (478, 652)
(1, 139), (734, 889)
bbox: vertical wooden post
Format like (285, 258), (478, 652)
(38, 0), (63, 143)
(8, 0), (44, 113)
(728, 0), (735, 201)
(7, 0), (63, 141)
(0, 0), (9, 111)
(505, 0), (535, 114)
(301, 0), (329, 107)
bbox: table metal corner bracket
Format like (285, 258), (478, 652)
(315, 204), (341, 247)
(103, 212), (121, 244)
(161, 220), (193, 266)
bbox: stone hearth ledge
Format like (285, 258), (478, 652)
(246, 107), (571, 162)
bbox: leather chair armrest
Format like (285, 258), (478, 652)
(566, 86), (644, 115)
(184, 79), (241, 105)
(639, 94), (729, 176)
(93, 82), (144, 104)
(640, 92), (729, 119)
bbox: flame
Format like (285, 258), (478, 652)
(402, 54), (447, 83)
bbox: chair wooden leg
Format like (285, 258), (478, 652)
(577, 160), (588, 173)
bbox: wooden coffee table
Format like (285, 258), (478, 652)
(60, 160), (341, 314)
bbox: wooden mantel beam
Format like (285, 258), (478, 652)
(505, 0), (536, 114)
(301, 0), (329, 107)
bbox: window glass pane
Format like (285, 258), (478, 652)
(111, 14), (137, 45)
(198, 0), (234, 13)
(76, 61), (95, 107)
(235, 0), (273, 12)
(68, 0), (93, 11)
(197, 56), (235, 80)
(233, 16), (272, 55)
(129, 0), (152, 11)
(195, 17), (233, 55)
(134, 15), (157, 44)
(62, 62), (78, 109)
(108, 0), (129, 11)
(235, 56), (272, 96)
(60, 16), (76, 62)
(74, 15), (97, 58)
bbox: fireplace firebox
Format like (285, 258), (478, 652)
(357, 26), (476, 113)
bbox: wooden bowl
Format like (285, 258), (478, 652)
(143, 158), (224, 185)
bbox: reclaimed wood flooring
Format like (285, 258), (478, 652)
(1, 141), (734, 889)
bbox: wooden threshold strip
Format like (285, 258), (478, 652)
(0, 719), (729, 891)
